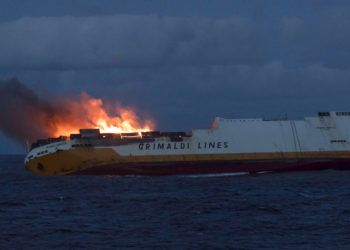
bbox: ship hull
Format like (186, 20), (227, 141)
(25, 112), (350, 176)
(25, 146), (350, 176)
(73, 158), (350, 176)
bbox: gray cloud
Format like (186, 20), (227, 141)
(1, 11), (350, 71)
(2, 6), (350, 153)
(0, 15), (283, 69)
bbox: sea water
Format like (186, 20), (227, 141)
(1, 155), (350, 249)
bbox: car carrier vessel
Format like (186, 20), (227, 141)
(25, 111), (350, 175)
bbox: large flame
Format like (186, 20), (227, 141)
(0, 79), (155, 144)
(51, 92), (154, 137)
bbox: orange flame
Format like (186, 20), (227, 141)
(50, 93), (154, 137)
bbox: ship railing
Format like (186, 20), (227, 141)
(30, 136), (68, 150)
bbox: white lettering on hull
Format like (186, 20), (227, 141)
(138, 142), (229, 151)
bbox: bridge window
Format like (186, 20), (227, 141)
(331, 140), (347, 143)
(318, 112), (330, 117)
(336, 112), (350, 116)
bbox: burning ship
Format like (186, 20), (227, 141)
(25, 111), (350, 176)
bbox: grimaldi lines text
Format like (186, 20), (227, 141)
(25, 111), (350, 176)
(138, 141), (229, 151)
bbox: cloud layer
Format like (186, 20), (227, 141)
(1, 12), (349, 70)
(2, 9), (350, 152)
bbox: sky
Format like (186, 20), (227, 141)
(1, 0), (350, 153)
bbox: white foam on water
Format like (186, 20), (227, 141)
(256, 171), (272, 174)
(184, 172), (250, 178)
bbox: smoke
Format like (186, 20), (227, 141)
(0, 78), (154, 145)
(0, 78), (61, 144)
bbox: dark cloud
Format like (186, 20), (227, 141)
(0, 15), (258, 70)
(2, 1), (350, 153)
(1, 10), (350, 70)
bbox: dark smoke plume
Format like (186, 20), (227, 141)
(0, 78), (63, 145)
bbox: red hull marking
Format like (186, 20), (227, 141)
(73, 158), (350, 175)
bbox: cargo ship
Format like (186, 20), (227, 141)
(25, 111), (350, 176)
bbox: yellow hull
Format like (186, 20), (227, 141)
(25, 147), (350, 176)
